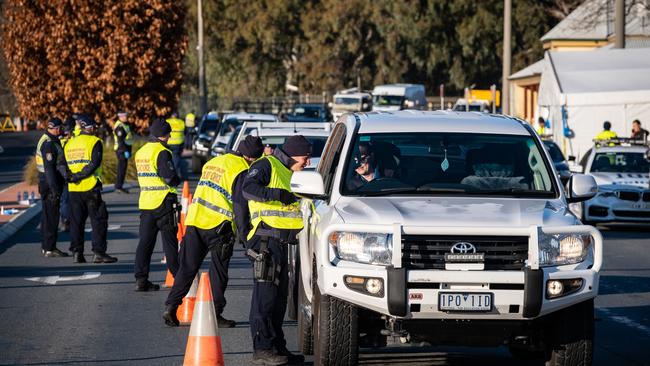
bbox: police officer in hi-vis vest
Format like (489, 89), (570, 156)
(133, 118), (181, 291)
(166, 111), (185, 179)
(163, 135), (264, 328)
(113, 111), (133, 194)
(243, 135), (311, 365)
(64, 114), (118, 264)
(58, 117), (75, 232)
(35, 117), (68, 257)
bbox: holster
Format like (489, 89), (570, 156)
(210, 222), (234, 260)
(247, 236), (281, 286)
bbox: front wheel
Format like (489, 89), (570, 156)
(544, 299), (594, 366)
(313, 286), (358, 366)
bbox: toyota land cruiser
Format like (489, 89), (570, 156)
(288, 111), (602, 366)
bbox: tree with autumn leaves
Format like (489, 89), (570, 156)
(1, 0), (187, 130)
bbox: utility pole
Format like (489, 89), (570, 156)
(197, 0), (207, 115)
(501, 0), (512, 115)
(615, 0), (625, 49)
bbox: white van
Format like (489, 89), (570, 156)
(372, 83), (427, 111)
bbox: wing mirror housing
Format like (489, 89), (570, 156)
(566, 174), (597, 203)
(290, 171), (327, 200)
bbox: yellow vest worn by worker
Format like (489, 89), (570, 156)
(73, 125), (81, 136)
(64, 134), (102, 192)
(536, 126), (546, 135)
(185, 113), (196, 128)
(35, 134), (52, 173)
(595, 130), (617, 140)
(113, 120), (134, 151)
(60, 135), (71, 148)
(166, 117), (185, 146)
(135, 142), (178, 210)
(247, 155), (303, 240)
(185, 154), (249, 230)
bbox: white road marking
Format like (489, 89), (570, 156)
(25, 272), (101, 285)
(599, 308), (650, 336)
(85, 224), (121, 232)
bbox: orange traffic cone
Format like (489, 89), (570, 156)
(163, 269), (174, 288)
(177, 274), (199, 325)
(183, 272), (224, 366)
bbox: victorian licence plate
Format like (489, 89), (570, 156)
(438, 292), (493, 311)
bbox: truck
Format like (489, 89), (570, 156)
(288, 110), (602, 366)
(372, 84), (427, 111)
(330, 90), (372, 120)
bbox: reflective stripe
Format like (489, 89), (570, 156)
(68, 159), (92, 164)
(193, 197), (233, 219)
(196, 180), (231, 200)
(251, 210), (302, 220)
(141, 186), (170, 191)
(137, 172), (158, 177)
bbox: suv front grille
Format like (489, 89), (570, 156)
(401, 235), (528, 271)
(617, 191), (640, 201)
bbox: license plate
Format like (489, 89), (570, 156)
(632, 203), (649, 209)
(438, 292), (492, 312)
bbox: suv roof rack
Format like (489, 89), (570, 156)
(592, 138), (650, 147)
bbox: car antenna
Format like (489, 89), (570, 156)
(294, 122), (297, 134)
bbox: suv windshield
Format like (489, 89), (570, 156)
(342, 132), (556, 197)
(335, 97), (360, 105)
(590, 151), (650, 173)
(373, 95), (403, 106)
(291, 106), (322, 119)
(199, 118), (219, 135)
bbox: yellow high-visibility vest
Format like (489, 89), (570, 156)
(35, 134), (51, 173)
(73, 125), (81, 136)
(135, 142), (177, 210)
(185, 113), (196, 128)
(595, 130), (617, 140)
(166, 117), (185, 146)
(247, 155), (303, 240)
(64, 134), (102, 192)
(60, 135), (71, 148)
(185, 154), (249, 230)
(113, 120), (134, 150)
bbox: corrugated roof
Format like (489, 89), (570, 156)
(548, 48), (650, 93)
(509, 59), (544, 80)
(541, 0), (650, 42)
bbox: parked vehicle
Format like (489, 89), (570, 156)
(191, 112), (220, 172)
(285, 103), (333, 122)
(372, 84), (426, 111)
(542, 139), (572, 185)
(330, 91), (372, 120)
(288, 110), (602, 366)
(571, 139), (650, 224)
(209, 113), (278, 158)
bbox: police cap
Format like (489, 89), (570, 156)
(47, 117), (63, 129)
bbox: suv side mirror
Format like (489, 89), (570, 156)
(291, 171), (327, 199)
(566, 174), (597, 203)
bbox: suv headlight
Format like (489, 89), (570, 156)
(329, 232), (393, 265)
(538, 232), (592, 266)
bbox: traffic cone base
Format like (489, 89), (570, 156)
(183, 272), (224, 366)
(163, 270), (174, 288)
(184, 336), (223, 366)
(177, 275), (199, 325)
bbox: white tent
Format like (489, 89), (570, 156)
(537, 48), (650, 159)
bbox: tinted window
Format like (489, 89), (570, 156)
(591, 152), (649, 173)
(543, 141), (566, 163)
(373, 95), (403, 106)
(342, 132), (556, 197)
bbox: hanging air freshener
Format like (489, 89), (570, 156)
(441, 148), (449, 172)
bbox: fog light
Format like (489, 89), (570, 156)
(547, 280), (564, 298)
(365, 278), (383, 295)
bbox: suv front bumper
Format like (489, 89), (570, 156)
(318, 224), (602, 320)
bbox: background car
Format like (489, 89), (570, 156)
(284, 103), (332, 122)
(572, 142), (650, 223)
(209, 113), (278, 158)
(191, 112), (220, 172)
(542, 139), (572, 185)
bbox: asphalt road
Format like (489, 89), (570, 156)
(0, 131), (41, 191)
(0, 142), (648, 365)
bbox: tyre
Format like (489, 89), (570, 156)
(191, 155), (202, 173)
(544, 299), (594, 366)
(313, 286), (358, 366)
(297, 273), (313, 355)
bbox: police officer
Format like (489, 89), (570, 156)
(64, 114), (118, 264)
(35, 117), (68, 257)
(243, 135), (311, 365)
(59, 117), (75, 232)
(166, 111), (185, 179)
(184, 112), (196, 150)
(596, 121), (618, 141)
(163, 135), (264, 327)
(113, 111), (133, 194)
(133, 118), (181, 291)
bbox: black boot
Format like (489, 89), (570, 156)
(73, 251), (86, 263)
(92, 252), (118, 263)
(275, 347), (305, 365)
(251, 350), (288, 365)
(163, 305), (180, 327)
(43, 248), (69, 257)
(135, 280), (160, 292)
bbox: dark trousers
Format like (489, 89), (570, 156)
(166, 224), (233, 315)
(59, 185), (69, 221)
(38, 179), (60, 251)
(169, 144), (183, 180)
(249, 235), (289, 351)
(115, 151), (127, 189)
(69, 187), (108, 254)
(134, 194), (179, 281)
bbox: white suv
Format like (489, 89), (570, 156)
(288, 111), (603, 366)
